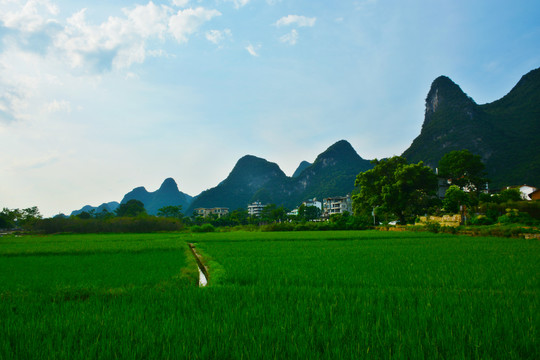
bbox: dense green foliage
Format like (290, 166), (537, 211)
(443, 185), (469, 213)
(0, 207), (42, 229)
(2, 231), (536, 359)
(32, 216), (185, 234)
(438, 150), (488, 192)
(157, 205), (184, 219)
(353, 156), (438, 223)
(115, 199), (147, 217)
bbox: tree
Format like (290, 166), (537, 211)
(353, 156), (438, 224)
(443, 185), (469, 213)
(438, 150), (488, 193)
(228, 209), (249, 226)
(0, 207), (42, 229)
(116, 200), (147, 217)
(298, 205), (321, 221)
(0, 208), (16, 229)
(76, 211), (92, 219)
(260, 204), (288, 223)
(497, 188), (523, 203)
(95, 209), (114, 220)
(157, 205), (183, 219)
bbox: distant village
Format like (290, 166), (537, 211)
(195, 195), (352, 220)
(194, 183), (539, 221)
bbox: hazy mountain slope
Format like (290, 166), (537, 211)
(120, 178), (193, 215)
(292, 161), (312, 178)
(292, 140), (373, 202)
(71, 202), (119, 216)
(187, 140), (373, 212)
(187, 155), (291, 213)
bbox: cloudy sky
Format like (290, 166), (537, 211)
(1, 0), (539, 216)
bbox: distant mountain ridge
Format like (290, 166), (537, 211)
(120, 178), (193, 215)
(186, 140), (373, 213)
(71, 202), (119, 216)
(402, 67), (540, 188)
(70, 68), (539, 216)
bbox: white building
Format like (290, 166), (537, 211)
(248, 201), (265, 217)
(287, 208), (299, 216)
(195, 207), (229, 218)
(505, 185), (538, 201)
(302, 198), (322, 210)
(323, 195), (352, 216)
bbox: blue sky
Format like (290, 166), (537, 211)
(1, 0), (539, 216)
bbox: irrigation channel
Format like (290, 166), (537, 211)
(188, 243), (209, 287)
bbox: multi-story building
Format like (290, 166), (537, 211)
(302, 198), (322, 210)
(195, 207), (229, 218)
(247, 201), (266, 217)
(323, 195), (352, 217)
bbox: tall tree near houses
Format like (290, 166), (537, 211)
(438, 150), (488, 193)
(353, 156), (438, 224)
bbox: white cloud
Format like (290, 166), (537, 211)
(0, 1), (222, 123)
(147, 49), (175, 58)
(0, 89), (20, 123)
(0, 2), (221, 73)
(0, 0), (59, 32)
(274, 15), (316, 28)
(124, 2), (170, 39)
(168, 7), (221, 43)
(41, 3), (219, 71)
(205, 29), (232, 45)
(44, 99), (71, 113)
(171, 0), (190, 7)
(279, 29), (298, 45)
(245, 43), (260, 57)
(224, 0), (251, 9)
(354, 0), (378, 11)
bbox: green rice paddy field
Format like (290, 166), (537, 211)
(0, 231), (538, 359)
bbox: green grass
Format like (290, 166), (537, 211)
(1, 231), (538, 359)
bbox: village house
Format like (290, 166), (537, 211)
(247, 201), (265, 217)
(323, 195), (352, 217)
(505, 185), (538, 200)
(287, 198), (322, 217)
(195, 207), (229, 218)
(302, 198), (322, 210)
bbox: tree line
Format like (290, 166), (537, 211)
(352, 149), (539, 226)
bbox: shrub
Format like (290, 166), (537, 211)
(191, 224), (216, 233)
(425, 221), (441, 233)
(497, 208), (538, 225)
(469, 215), (494, 226)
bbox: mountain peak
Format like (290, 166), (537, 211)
(230, 155), (285, 175)
(403, 67), (540, 188)
(236, 154), (265, 165)
(315, 140), (362, 165)
(292, 160), (312, 178)
(158, 177), (179, 192)
(426, 76), (473, 115)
